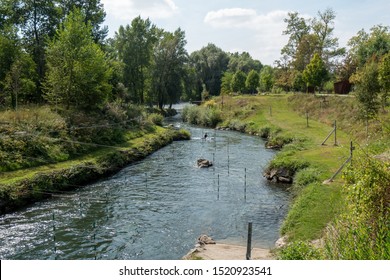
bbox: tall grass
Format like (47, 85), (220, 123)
(323, 156), (390, 259)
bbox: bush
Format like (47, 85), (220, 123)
(182, 105), (221, 128)
(324, 157), (390, 259)
(148, 113), (164, 126)
(278, 241), (323, 260)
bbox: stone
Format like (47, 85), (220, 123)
(198, 234), (216, 245)
(197, 159), (213, 168)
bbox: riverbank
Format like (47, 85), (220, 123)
(0, 126), (190, 214)
(184, 243), (274, 260)
(183, 94), (389, 259)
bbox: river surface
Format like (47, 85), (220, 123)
(0, 106), (290, 260)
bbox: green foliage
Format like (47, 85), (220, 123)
(259, 66), (274, 92)
(293, 167), (323, 194)
(231, 70), (247, 93)
(227, 51), (262, 73)
(45, 9), (112, 111)
(348, 25), (390, 68)
(190, 43), (229, 96)
(182, 105), (222, 128)
(245, 70), (260, 94)
(324, 158), (390, 259)
(379, 52), (390, 108)
(147, 113), (164, 126)
(150, 28), (188, 109)
(3, 53), (37, 109)
(353, 61), (381, 118)
(221, 72), (233, 95)
(302, 53), (328, 91)
(278, 241), (323, 260)
(114, 17), (157, 104)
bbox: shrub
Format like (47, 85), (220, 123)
(323, 157), (390, 259)
(278, 241), (323, 260)
(148, 113), (164, 126)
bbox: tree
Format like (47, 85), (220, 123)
(378, 52), (390, 109)
(281, 11), (310, 62)
(45, 9), (111, 110)
(353, 61), (381, 118)
(3, 53), (37, 110)
(0, 26), (19, 83)
(190, 44), (229, 96)
(280, 9), (344, 72)
(114, 17), (158, 104)
(228, 52), (262, 73)
(221, 71), (233, 95)
(245, 70), (260, 94)
(150, 29), (188, 109)
(230, 70), (246, 93)
(302, 53), (327, 92)
(311, 8), (345, 68)
(58, 0), (108, 44)
(259, 66), (274, 92)
(348, 25), (390, 67)
(1, 0), (62, 99)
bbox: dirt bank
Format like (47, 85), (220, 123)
(184, 243), (275, 260)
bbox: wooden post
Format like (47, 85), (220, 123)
(350, 141), (355, 166)
(246, 222), (253, 260)
(306, 112), (309, 128)
(334, 120), (337, 146)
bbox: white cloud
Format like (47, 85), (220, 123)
(204, 8), (290, 64)
(204, 8), (257, 28)
(102, 0), (179, 21)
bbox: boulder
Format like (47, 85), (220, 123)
(264, 167), (293, 184)
(198, 234), (216, 245)
(197, 159), (213, 168)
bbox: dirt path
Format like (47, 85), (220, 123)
(184, 243), (275, 260)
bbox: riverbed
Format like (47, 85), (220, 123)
(0, 109), (290, 260)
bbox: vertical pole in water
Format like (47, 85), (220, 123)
(334, 120), (337, 146)
(244, 168), (247, 201)
(228, 155), (230, 176)
(246, 222), (253, 260)
(52, 212), (56, 255)
(227, 138), (230, 176)
(93, 222), (97, 260)
(217, 174), (220, 200)
(145, 173), (148, 188)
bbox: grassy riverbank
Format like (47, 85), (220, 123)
(183, 94), (389, 259)
(0, 106), (190, 214)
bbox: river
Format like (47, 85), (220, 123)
(0, 106), (290, 260)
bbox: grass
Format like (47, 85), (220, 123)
(209, 93), (389, 243)
(0, 126), (165, 185)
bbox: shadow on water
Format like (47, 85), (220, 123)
(0, 104), (291, 260)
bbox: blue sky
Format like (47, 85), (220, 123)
(101, 0), (390, 65)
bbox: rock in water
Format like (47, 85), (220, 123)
(197, 159), (213, 168)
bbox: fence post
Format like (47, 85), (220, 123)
(246, 222), (253, 260)
(306, 111), (309, 128)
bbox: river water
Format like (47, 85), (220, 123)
(0, 107), (290, 260)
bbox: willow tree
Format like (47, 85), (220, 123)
(45, 9), (111, 111)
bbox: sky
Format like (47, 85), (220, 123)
(101, 0), (390, 65)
